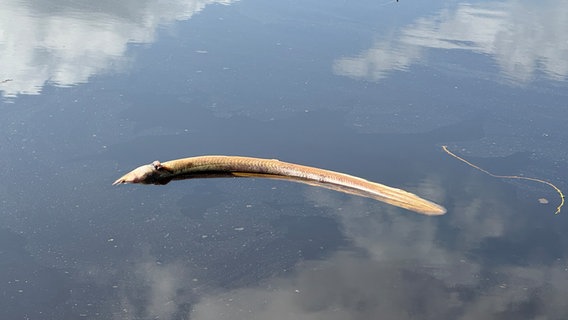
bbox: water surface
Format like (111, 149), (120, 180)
(1, 0), (568, 319)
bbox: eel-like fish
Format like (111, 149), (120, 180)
(113, 156), (446, 215)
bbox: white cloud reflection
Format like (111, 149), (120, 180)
(132, 260), (191, 320)
(186, 178), (568, 319)
(334, 1), (568, 83)
(0, 0), (235, 98)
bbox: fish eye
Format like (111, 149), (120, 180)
(152, 161), (163, 170)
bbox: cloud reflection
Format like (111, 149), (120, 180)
(334, 1), (568, 83)
(187, 178), (568, 319)
(0, 0), (235, 98)
(113, 256), (195, 320)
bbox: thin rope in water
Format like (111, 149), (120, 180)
(378, 0), (398, 6)
(442, 145), (564, 214)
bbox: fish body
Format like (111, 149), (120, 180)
(113, 156), (446, 216)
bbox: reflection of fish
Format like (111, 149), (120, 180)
(114, 156), (446, 216)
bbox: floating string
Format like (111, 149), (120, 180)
(442, 145), (564, 214)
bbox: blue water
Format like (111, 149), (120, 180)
(2, 0), (568, 319)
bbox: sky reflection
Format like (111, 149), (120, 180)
(0, 0), (235, 98)
(1, 0), (568, 319)
(187, 179), (568, 320)
(334, 0), (568, 83)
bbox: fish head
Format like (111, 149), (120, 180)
(113, 161), (173, 185)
